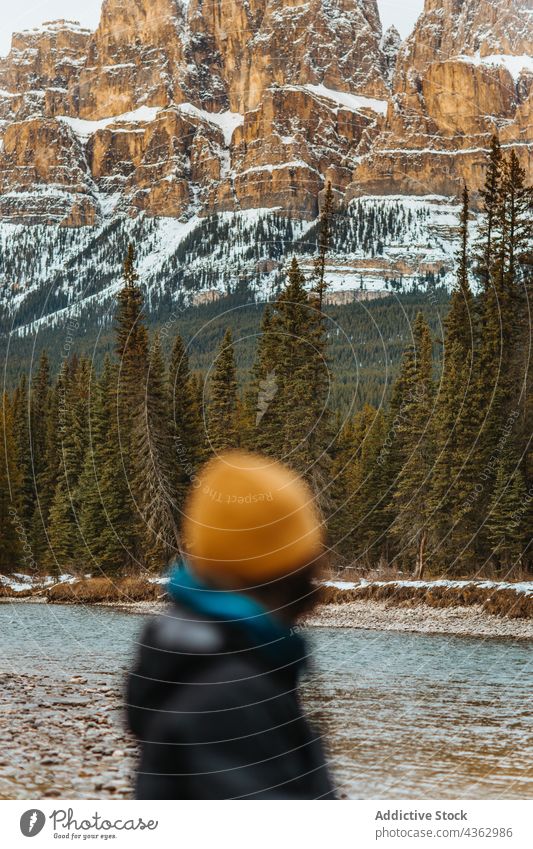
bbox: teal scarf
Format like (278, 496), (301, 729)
(167, 563), (307, 671)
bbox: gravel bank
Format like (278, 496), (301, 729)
(112, 599), (533, 639)
(0, 672), (136, 800)
(302, 601), (533, 639)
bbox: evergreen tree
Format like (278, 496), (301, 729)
(392, 313), (435, 578)
(135, 332), (180, 567)
(30, 351), (50, 484)
(78, 357), (131, 572)
(169, 334), (205, 507)
(245, 305), (283, 455)
(261, 258), (332, 500)
(476, 135), (503, 291)
(486, 444), (528, 573)
(114, 243), (149, 565)
(313, 181), (335, 311)
(328, 417), (357, 560)
(46, 358), (91, 573)
(0, 393), (23, 570)
(31, 364), (63, 564)
(12, 374), (34, 529)
(428, 186), (478, 572)
(208, 328), (239, 453)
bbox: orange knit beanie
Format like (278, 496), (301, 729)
(181, 451), (324, 584)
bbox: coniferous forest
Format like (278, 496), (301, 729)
(0, 140), (531, 580)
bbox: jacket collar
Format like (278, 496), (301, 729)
(167, 563), (307, 674)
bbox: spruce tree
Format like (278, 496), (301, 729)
(486, 444), (528, 573)
(135, 332), (180, 568)
(30, 351), (50, 485)
(31, 364), (63, 565)
(114, 242), (149, 566)
(246, 305), (283, 455)
(78, 357), (130, 573)
(392, 313), (435, 578)
(313, 181), (335, 311)
(265, 257), (332, 500)
(476, 135), (503, 292)
(0, 393), (23, 571)
(208, 328), (239, 453)
(12, 374), (34, 530)
(169, 334), (205, 507)
(46, 358), (91, 573)
(328, 418), (357, 560)
(428, 186), (478, 572)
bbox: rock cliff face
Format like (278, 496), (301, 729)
(349, 0), (533, 199)
(0, 0), (531, 227)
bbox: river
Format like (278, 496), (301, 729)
(0, 603), (531, 799)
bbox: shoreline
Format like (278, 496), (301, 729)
(106, 598), (533, 640)
(302, 600), (533, 640)
(2, 576), (532, 640)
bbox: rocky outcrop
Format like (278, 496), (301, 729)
(75, 0), (188, 119)
(349, 0), (533, 200)
(210, 85), (384, 217)
(0, 21), (91, 123)
(0, 118), (97, 226)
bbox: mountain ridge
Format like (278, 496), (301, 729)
(0, 0), (531, 337)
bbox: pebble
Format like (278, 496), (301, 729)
(0, 671), (137, 800)
(303, 601), (533, 639)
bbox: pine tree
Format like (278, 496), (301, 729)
(12, 374), (34, 530)
(476, 135), (503, 291)
(31, 364), (63, 565)
(246, 305), (283, 455)
(265, 257), (332, 499)
(328, 418), (357, 560)
(46, 358), (91, 573)
(30, 351), (50, 485)
(78, 357), (130, 572)
(114, 243), (149, 565)
(486, 444), (528, 573)
(208, 328), (239, 453)
(0, 393), (23, 571)
(169, 334), (205, 507)
(313, 181), (335, 311)
(134, 332), (180, 568)
(392, 313), (435, 578)
(428, 186), (478, 572)
(473, 139), (510, 498)
(353, 407), (389, 564)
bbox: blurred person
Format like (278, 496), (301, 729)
(127, 451), (335, 799)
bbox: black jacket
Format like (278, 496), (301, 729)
(126, 600), (335, 799)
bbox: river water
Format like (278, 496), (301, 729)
(0, 604), (531, 799)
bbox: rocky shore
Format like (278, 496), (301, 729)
(0, 671), (136, 800)
(303, 600), (533, 640)
(114, 598), (533, 640)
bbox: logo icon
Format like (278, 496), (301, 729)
(20, 810), (46, 837)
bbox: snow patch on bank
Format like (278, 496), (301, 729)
(324, 579), (533, 596)
(0, 573), (77, 592)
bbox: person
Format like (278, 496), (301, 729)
(127, 450), (335, 799)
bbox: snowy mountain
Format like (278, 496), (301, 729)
(0, 0), (531, 335)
